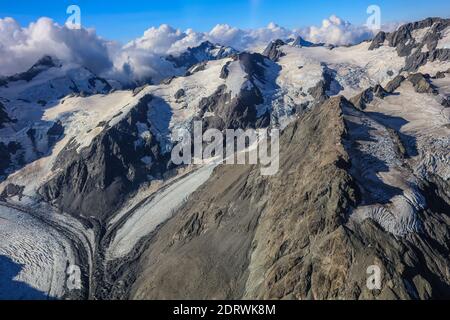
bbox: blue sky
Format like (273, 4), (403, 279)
(1, 0), (449, 42)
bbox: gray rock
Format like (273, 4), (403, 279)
(198, 53), (275, 130)
(350, 88), (373, 110)
(373, 84), (388, 98)
(351, 84), (388, 110)
(429, 48), (450, 62)
(185, 61), (208, 76)
(291, 36), (317, 47)
(434, 71), (446, 79)
(0, 183), (25, 200)
(167, 41), (237, 69)
(369, 31), (386, 50)
(174, 88), (185, 100)
(88, 76), (112, 92)
(262, 39), (286, 61)
(220, 62), (231, 79)
(441, 96), (450, 108)
(370, 17), (450, 72)
(385, 75), (406, 93)
(6, 55), (61, 83)
(407, 73), (437, 94)
(0, 142), (11, 179)
(308, 64), (343, 103)
(404, 51), (429, 72)
(308, 80), (329, 103)
(0, 101), (12, 128)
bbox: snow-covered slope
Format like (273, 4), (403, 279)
(0, 56), (113, 180)
(0, 203), (76, 299)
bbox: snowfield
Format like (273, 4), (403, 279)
(0, 203), (75, 299)
(277, 41), (405, 98)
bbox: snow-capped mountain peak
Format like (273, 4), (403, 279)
(166, 41), (238, 69)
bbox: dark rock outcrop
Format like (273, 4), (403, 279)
(167, 41), (237, 70)
(174, 88), (185, 100)
(369, 31), (386, 50)
(407, 73), (437, 94)
(185, 61), (208, 76)
(350, 85), (387, 110)
(0, 101), (12, 128)
(0, 183), (25, 200)
(263, 39), (286, 61)
(198, 53), (276, 131)
(385, 75), (406, 93)
(220, 61), (231, 79)
(308, 80), (329, 103)
(291, 36), (318, 47)
(434, 71), (446, 79)
(7, 55), (61, 83)
(0, 142), (11, 179)
(198, 83), (265, 131)
(308, 64), (344, 104)
(368, 18), (450, 72)
(441, 96), (450, 108)
(388, 18), (449, 56)
(87, 76), (113, 93)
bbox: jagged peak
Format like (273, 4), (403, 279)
(166, 41), (237, 69)
(31, 55), (61, 69)
(6, 55), (62, 83)
(291, 36), (316, 47)
(262, 39), (286, 61)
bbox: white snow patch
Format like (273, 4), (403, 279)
(0, 204), (75, 299)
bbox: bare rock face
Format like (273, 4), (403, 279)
(0, 141), (21, 180)
(308, 64), (344, 105)
(291, 36), (319, 47)
(167, 41), (237, 70)
(308, 80), (329, 103)
(407, 73), (437, 94)
(368, 31), (386, 50)
(7, 55), (60, 83)
(0, 142), (11, 178)
(131, 95), (450, 300)
(174, 88), (185, 100)
(0, 101), (12, 128)
(350, 85), (387, 110)
(385, 75), (406, 93)
(263, 39), (286, 61)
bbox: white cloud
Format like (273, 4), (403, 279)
(300, 15), (375, 45)
(0, 17), (113, 76)
(0, 15), (397, 83)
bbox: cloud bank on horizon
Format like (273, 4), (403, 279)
(0, 15), (400, 83)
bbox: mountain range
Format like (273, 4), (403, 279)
(0, 17), (449, 300)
